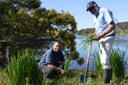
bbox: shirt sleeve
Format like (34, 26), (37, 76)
(103, 9), (114, 24)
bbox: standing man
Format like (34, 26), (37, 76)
(39, 40), (65, 78)
(86, 1), (116, 84)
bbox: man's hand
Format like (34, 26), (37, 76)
(59, 68), (65, 74)
(94, 33), (104, 41)
(48, 64), (65, 74)
(88, 32), (96, 37)
(95, 21), (115, 41)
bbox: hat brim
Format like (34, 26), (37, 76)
(86, 6), (94, 11)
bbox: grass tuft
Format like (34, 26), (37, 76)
(7, 49), (43, 85)
(78, 36), (95, 50)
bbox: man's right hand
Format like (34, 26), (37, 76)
(57, 68), (65, 74)
(60, 69), (65, 74)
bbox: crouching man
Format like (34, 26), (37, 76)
(39, 40), (65, 78)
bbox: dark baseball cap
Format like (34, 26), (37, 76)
(86, 1), (96, 11)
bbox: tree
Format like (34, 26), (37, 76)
(0, 0), (82, 67)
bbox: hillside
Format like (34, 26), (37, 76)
(116, 21), (128, 30)
(77, 21), (128, 35)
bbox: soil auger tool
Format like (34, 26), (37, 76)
(80, 42), (92, 85)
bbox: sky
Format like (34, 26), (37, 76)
(40, 0), (128, 30)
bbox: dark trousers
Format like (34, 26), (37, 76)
(41, 66), (59, 79)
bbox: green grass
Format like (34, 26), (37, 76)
(110, 49), (127, 78)
(78, 36), (95, 50)
(93, 48), (128, 79)
(93, 52), (103, 78)
(7, 49), (43, 85)
(0, 69), (128, 85)
(0, 48), (128, 85)
(0, 69), (10, 85)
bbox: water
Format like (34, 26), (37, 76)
(69, 35), (128, 71)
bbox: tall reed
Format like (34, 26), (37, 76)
(78, 36), (95, 50)
(93, 52), (103, 78)
(8, 49), (43, 85)
(110, 49), (127, 78)
(64, 53), (72, 72)
(93, 48), (128, 79)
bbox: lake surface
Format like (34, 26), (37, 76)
(69, 35), (128, 71)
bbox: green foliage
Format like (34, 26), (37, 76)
(70, 50), (79, 60)
(19, 0), (41, 9)
(0, 0), (80, 68)
(115, 21), (128, 35)
(1, 69), (128, 85)
(64, 53), (72, 72)
(77, 21), (128, 35)
(93, 52), (103, 78)
(93, 48), (128, 79)
(76, 36), (95, 67)
(77, 28), (95, 35)
(0, 69), (10, 85)
(77, 57), (85, 65)
(7, 49), (43, 85)
(110, 49), (128, 78)
(59, 30), (76, 48)
(79, 36), (95, 50)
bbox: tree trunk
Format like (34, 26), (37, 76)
(0, 40), (9, 68)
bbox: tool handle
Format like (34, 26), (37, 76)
(85, 42), (92, 76)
